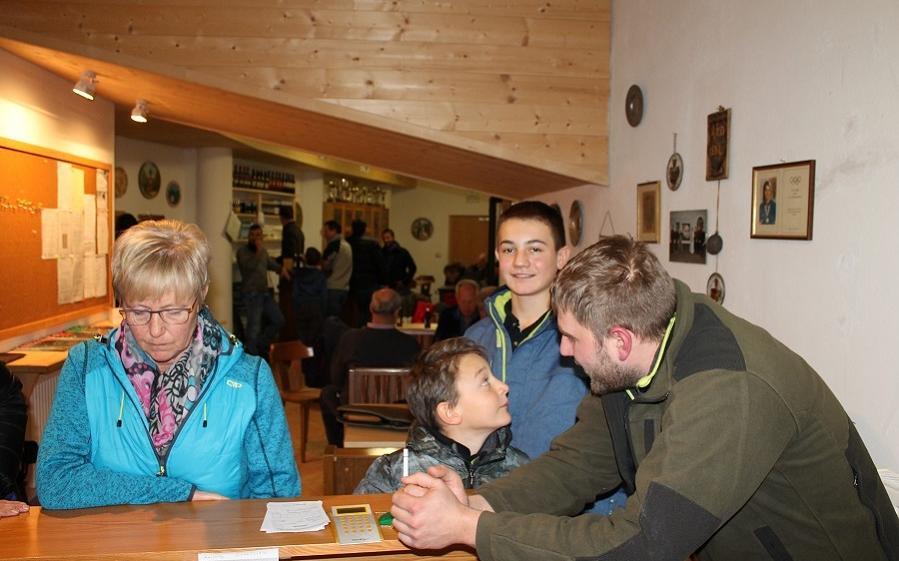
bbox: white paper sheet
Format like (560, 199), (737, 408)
(82, 194), (96, 255)
(259, 501), (330, 533)
(197, 548), (279, 561)
(83, 254), (107, 298)
(57, 162), (72, 210)
(96, 169), (109, 207)
(71, 167), (85, 211)
(41, 208), (60, 259)
(58, 210), (74, 258)
(57, 257), (76, 304)
(96, 209), (109, 255)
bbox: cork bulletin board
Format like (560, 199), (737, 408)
(0, 138), (113, 341)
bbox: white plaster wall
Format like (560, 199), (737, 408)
(390, 182), (489, 282)
(0, 49), (114, 164)
(546, 0), (899, 472)
(114, 137), (198, 223)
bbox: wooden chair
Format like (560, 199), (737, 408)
(346, 367), (413, 405)
(269, 340), (320, 463)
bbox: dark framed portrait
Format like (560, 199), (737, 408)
(411, 217), (433, 241)
(138, 161), (161, 199)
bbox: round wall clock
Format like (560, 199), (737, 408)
(165, 180), (181, 207)
(115, 166), (128, 198)
(625, 84), (644, 127)
(138, 161), (161, 199)
(411, 217), (433, 241)
(568, 200), (584, 247)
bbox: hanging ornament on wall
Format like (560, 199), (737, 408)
(625, 85), (644, 127)
(707, 180), (724, 255)
(666, 132), (683, 191)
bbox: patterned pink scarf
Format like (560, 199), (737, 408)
(115, 307), (221, 457)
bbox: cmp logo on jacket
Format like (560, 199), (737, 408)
(226, 379), (243, 389)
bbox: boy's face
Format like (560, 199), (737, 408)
(449, 354), (511, 432)
(496, 218), (569, 298)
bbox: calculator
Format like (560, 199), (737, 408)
(331, 504), (382, 545)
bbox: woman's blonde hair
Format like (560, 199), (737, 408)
(112, 219), (210, 305)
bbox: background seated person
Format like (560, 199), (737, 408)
(319, 288), (421, 445)
(434, 279), (480, 342)
(37, 220), (300, 509)
(0, 361), (28, 518)
(355, 338), (527, 494)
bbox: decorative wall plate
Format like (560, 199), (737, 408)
(666, 152), (683, 191)
(706, 272), (725, 304)
(138, 161), (161, 199)
(625, 85), (644, 127)
(568, 200), (584, 246)
(165, 180), (181, 207)
(411, 217), (433, 241)
(114, 166), (128, 198)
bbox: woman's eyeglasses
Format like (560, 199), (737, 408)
(121, 300), (196, 326)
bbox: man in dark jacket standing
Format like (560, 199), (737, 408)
(392, 235), (899, 561)
(381, 228), (417, 293)
(1, 361), (29, 517)
(347, 219), (387, 326)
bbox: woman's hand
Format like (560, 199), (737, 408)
(192, 491), (229, 501)
(0, 500), (29, 518)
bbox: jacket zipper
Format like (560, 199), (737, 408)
(108, 348), (220, 477)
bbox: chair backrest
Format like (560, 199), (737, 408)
(269, 340), (314, 392)
(346, 367), (413, 405)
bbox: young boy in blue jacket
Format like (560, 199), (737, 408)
(354, 338), (528, 494)
(464, 201), (627, 514)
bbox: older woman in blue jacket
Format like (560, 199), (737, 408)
(37, 220), (300, 509)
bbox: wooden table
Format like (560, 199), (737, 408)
(398, 322), (436, 349)
(0, 494), (478, 561)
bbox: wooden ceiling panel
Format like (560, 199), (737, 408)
(0, 0), (610, 194)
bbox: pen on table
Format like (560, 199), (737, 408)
(402, 447), (408, 477)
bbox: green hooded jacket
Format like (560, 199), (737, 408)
(475, 280), (899, 561)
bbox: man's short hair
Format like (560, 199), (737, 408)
(323, 220), (340, 233)
(279, 205), (293, 220)
(407, 338), (488, 431)
(248, 223), (262, 233)
(369, 287), (402, 316)
(382, 228), (395, 237)
(455, 278), (479, 297)
(498, 201), (566, 250)
(553, 235), (676, 341)
(351, 219), (367, 237)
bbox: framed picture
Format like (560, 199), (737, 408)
(138, 161), (161, 199)
(669, 209), (708, 264)
(411, 217), (433, 241)
(636, 181), (661, 243)
(750, 160), (815, 240)
(666, 152), (683, 191)
(706, 108), (730, 180)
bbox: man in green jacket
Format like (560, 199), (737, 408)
(391, 235), (899, 561)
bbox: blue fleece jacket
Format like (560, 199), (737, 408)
(36, 326), (300, 509)
(464, 288), (588, 459)
(465, 288), (628, 515)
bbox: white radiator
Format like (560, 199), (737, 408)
(26, 370), (59, 443)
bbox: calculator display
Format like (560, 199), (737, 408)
(336, 506), (367, 514)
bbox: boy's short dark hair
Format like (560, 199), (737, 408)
(407, 338), (488, 431)
(279, 205), (293, 220)
(304, 247), (322, 267)
(323, 220), (340, 233)
(498, 200), (566, 250)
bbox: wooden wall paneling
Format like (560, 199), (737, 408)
(457, 132), (609, 169)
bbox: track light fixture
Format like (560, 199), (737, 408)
(130, 99), (149, 123)
(72, 70), (97, 100)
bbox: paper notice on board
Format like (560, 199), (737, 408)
(41, 208), (60, 259)
(83, 254), (107, 298)
(82, 194), (96, 255)
(57, 257), (76, 304)
(96, 169), (109, 207)
(71, 256), (84, 302)
(97, 210), (109, 255)
(57, 162), (72, 210)
(71, 167), (85, 211)
(58, 210), (74, 258)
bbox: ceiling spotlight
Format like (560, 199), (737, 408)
(130, 99), (149, 123)
(72, 70), (97, 100)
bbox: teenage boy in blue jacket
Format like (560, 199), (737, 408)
(465, 201), (627, 514)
